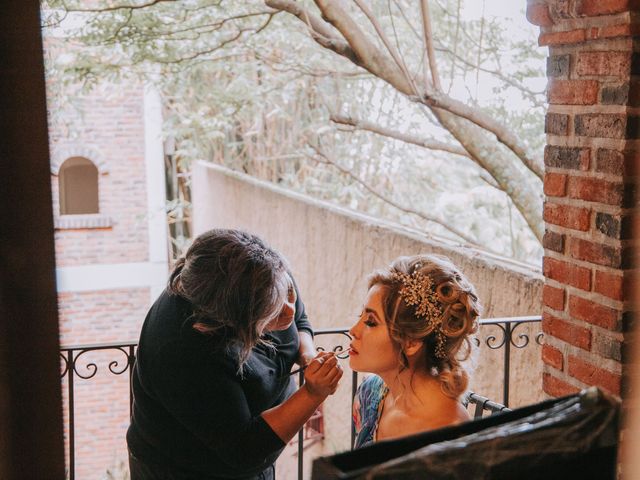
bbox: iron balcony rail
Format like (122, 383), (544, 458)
(476, 315), (544, 408)
(59, 315), (541, 480)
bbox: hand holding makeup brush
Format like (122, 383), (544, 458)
(300, 351), (343, 399)
(286, 348), (352, 377)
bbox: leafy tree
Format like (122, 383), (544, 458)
(42, 0), (546, 263)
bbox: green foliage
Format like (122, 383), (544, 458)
(42, 0), (545, 264)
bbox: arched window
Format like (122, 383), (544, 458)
(58, 157), (99, 215)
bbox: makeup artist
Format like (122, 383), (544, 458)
(127, 229), (343, 479)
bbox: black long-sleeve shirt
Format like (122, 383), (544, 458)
(126, 287), (313, 479)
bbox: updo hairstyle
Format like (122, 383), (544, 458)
(368, 254), (481, 398)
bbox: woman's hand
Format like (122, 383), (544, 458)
(262, 351), (343, 442)
(302, 352), (343, 400)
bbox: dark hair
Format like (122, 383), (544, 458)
(169, 229), (290, 370)
(368, 254), (481, 398)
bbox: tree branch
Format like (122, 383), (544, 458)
(413, 91), (544, 180)
(312, 0), (414, 93)
(352, 0), (419, 95)
(430, 108), (543, 242)
(475, 0), (487, 99)
(434, 45), (545, 107)
(135, 11), (277, 40)
(256, 53), (368, 78)
(264, 0), (360, 65)
(446, 0), (461, 93)
(307, 144), (480, 246)
(330, 113), (502, 189)
(60, 0), (181, 13)
(272, 0), (543, 180)
(330, 113), (471, 159)
(41, 7), (69, 28)
(419, 0), (441, 91)
(150, 23), (264, 64)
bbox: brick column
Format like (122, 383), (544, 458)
(527, 0), (638, 399)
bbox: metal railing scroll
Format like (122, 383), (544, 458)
(59, 316), (541, 479)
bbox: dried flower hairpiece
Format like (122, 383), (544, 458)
(391, 269), (447, 358)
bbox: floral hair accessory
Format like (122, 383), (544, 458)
(391, 269), (447, 359)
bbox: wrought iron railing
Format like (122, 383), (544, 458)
(475, 315), (544, 407)
(59, 316), (541, 480)
(59, 342), (137, 480)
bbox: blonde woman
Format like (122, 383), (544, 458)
(349, 254), (481, 447)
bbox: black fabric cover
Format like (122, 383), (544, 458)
(312, 388), (619, 480)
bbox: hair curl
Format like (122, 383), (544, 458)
(368, 254), (482, 398)
(168, 229), (290, 372)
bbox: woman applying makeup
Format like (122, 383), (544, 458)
(127, 229), (342, 479)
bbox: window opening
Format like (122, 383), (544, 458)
(58, 156), (99, 215)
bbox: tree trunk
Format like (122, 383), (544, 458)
(431, 108), (543, 242)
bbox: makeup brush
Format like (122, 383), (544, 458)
(284, 348), (352, 377)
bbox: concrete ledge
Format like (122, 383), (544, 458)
(56, 261), (168, 293)
(54, 214), (112, 229)
(193, 161), (542, 277)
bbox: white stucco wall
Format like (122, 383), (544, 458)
(192, 162), (544, 477)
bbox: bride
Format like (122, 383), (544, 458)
(349, 254), (481, 447)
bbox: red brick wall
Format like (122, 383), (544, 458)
(49, 79), (149, 267)
(528, 0), (638, 398)
(58, 288), (151, 345)
(59, 289), (151, 480)
(45, 37), (158, 477)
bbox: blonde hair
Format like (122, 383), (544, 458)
(368, 254), (481, 398)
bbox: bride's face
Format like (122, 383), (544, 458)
(348, 284), (399, 374)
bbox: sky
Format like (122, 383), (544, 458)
(462, 0), (530, 24)
(454, 0), (547, 106)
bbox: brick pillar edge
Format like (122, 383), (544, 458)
(527, 0), (639, 400)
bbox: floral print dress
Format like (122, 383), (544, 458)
(352, 375), (389, 448)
